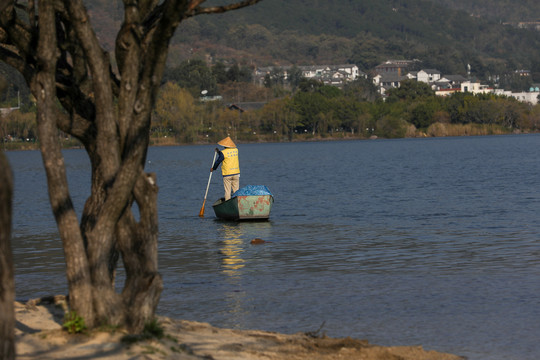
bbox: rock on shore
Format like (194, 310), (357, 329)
(15, 298), (464, 360)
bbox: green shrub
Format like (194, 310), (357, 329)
(63, 311), (87, 334)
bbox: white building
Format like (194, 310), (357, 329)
(298, 64), (363, 82)
(461, 81), (492, 94)
(255, 64), (364, 88)
(493, 89), (540, 105)
(416, 69), (441, 83)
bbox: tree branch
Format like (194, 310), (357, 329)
(0, 45), (24, 73)
(63, 0), (120, 182)
(0, 4), (35, 66)
(186, 0), (263, 17)
(0, 0), (12, 13)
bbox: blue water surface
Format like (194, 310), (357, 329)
(8, 134), (540, 360)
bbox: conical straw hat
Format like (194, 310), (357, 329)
(217, 136), (236, 148)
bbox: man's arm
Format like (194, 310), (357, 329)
(211, 149), (224, 171)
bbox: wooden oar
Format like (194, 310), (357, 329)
(199, 151), (218, 217)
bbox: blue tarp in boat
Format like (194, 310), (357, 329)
(233, 185), (273, 197)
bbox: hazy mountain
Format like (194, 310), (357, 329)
(163, 0), (540, 80)
(431, 0), (540, 22)
(5, 0), (540, 92)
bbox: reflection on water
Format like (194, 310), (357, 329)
(216, 221), (273, 277)
(214, 221), (275, 329)
(218, 223), (247, 327)
(219, 224), (246, 276)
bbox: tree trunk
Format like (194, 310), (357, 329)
(118, 172), (162, 332)
(35, 0), (94, 324)
(0, 152), (15, 360)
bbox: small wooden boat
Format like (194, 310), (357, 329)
(212, 185), (274, 221)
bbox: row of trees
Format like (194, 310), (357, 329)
(147, 77), (540, 144)
(163, 59), (253, 98)
(1, 111), (36, 143)
(4, 77), (540, 147)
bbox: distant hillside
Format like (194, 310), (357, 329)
(431, 0), (540, 22)
(82, 0), (540, 81)
(164, 0), (540, 79)
(5, 0), (540, 98)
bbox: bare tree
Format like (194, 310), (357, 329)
(0, 0), (262, 333)
(0, 151), (14, 360)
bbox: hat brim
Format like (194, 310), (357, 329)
(218, 137), (236, 147)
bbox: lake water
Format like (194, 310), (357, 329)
(7, 135), (540, 360)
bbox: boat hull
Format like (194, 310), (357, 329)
(212, 195), (274, 220)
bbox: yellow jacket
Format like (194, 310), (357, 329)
(220, 148), (240, 176)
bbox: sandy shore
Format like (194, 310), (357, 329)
(14, 297), (464, 360)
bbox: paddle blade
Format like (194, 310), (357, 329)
(199, 199), (206, 217)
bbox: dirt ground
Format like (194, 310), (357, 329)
(14, 297), (464, 360)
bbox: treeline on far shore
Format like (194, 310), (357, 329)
(2, 78), (540, 151)
(0, 121), (525, 152)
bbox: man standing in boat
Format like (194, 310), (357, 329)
(211, 136), (240, 201)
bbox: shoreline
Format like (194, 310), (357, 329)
(2, 127), (533, 152)
(14, 297), (464, 360)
